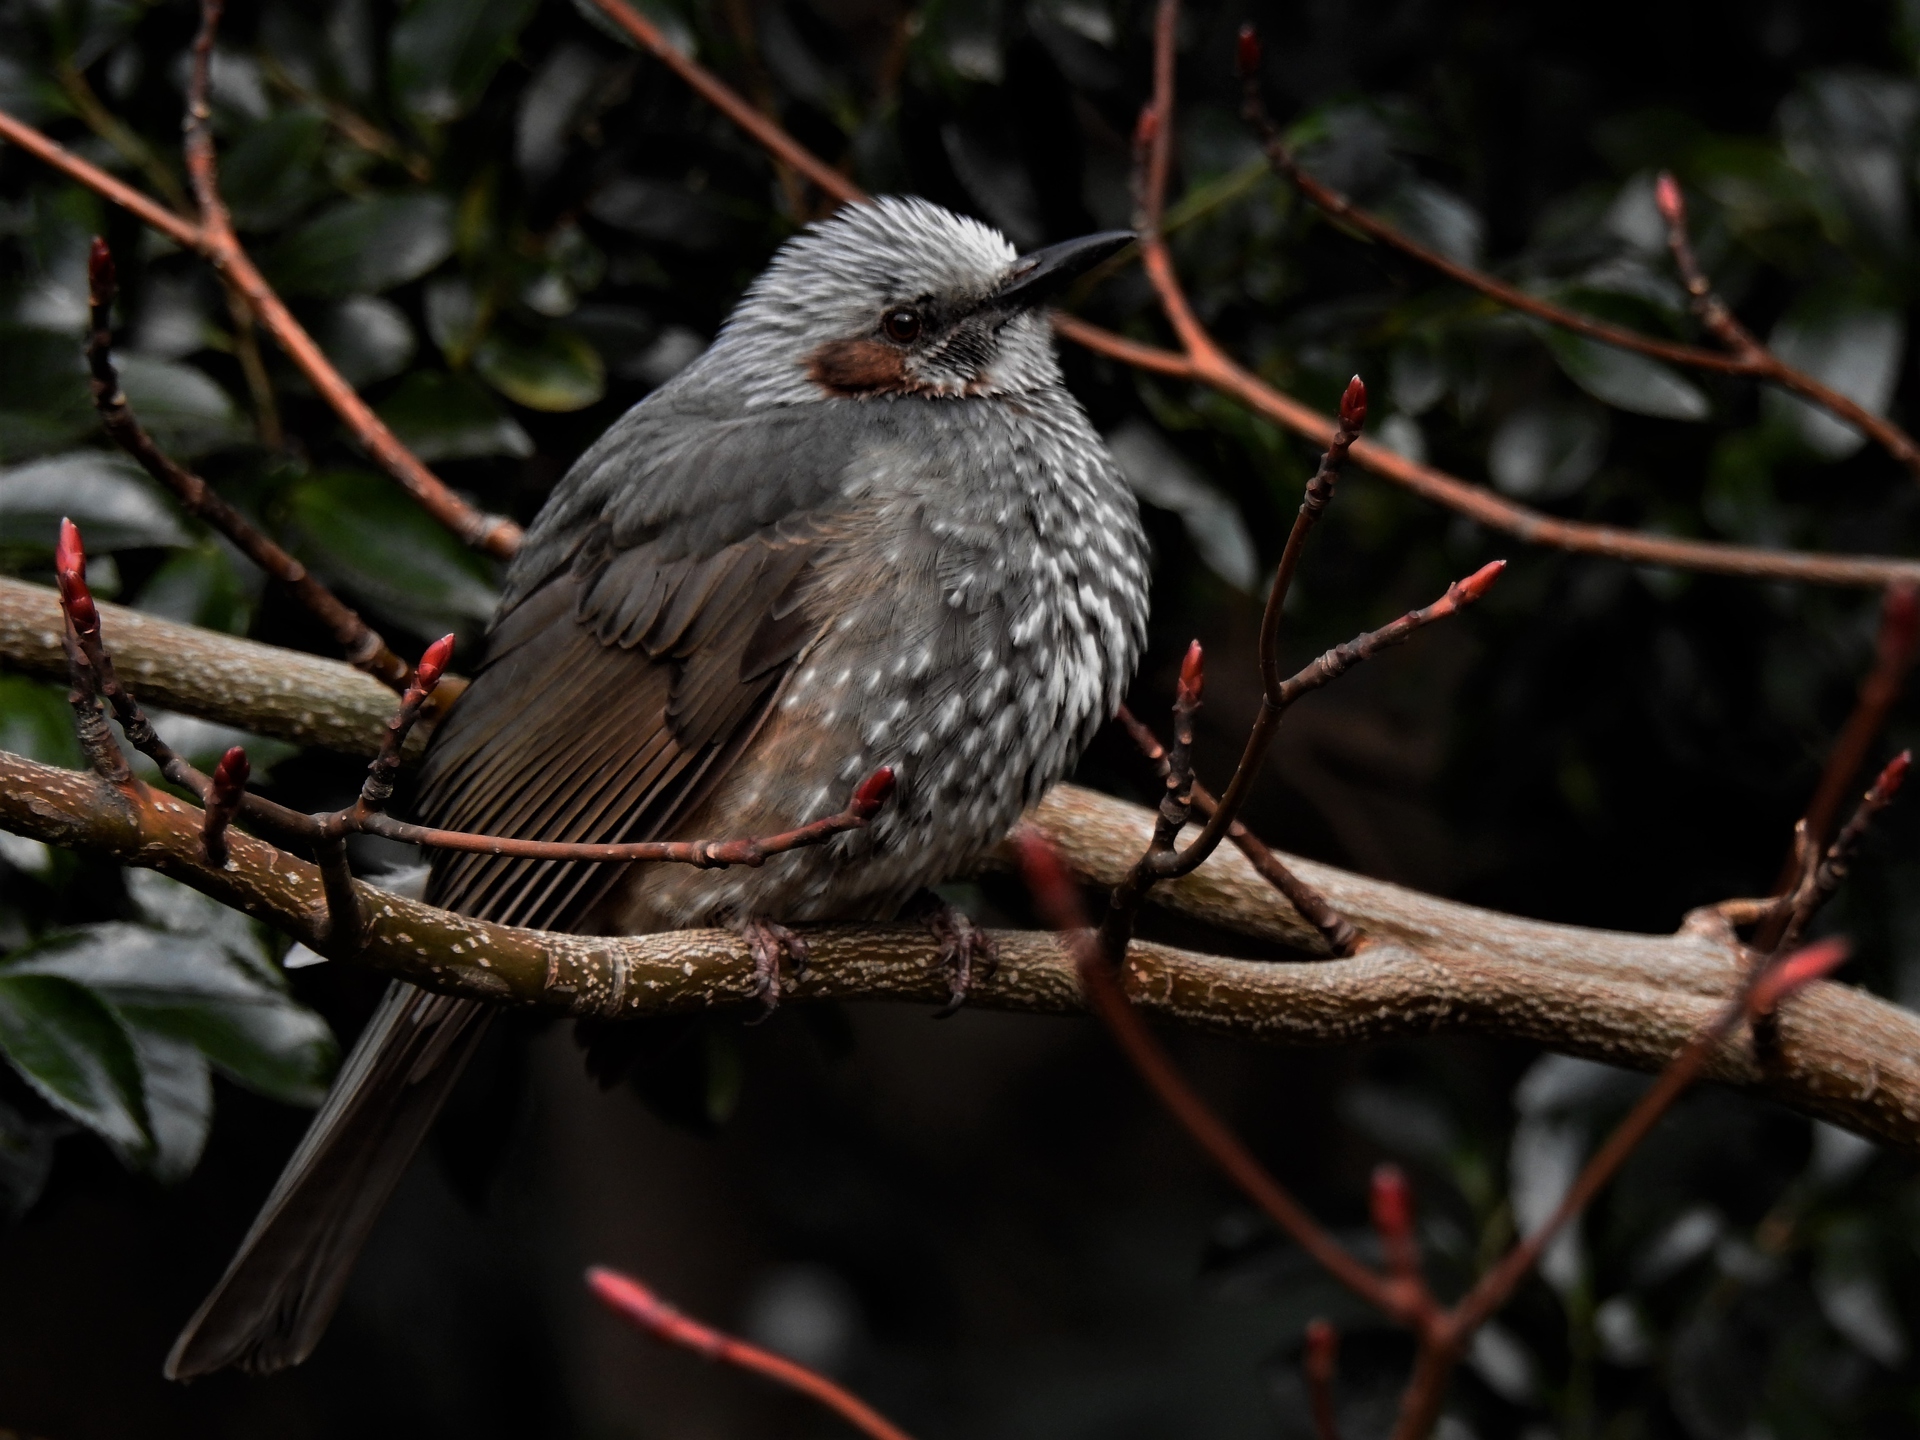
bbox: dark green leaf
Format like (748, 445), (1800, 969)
(570, 0), (695, 58)
(0, 324), (93, 463)
(312, 295), (417, 388)
(125, 1027), (211, 1182)
(473, 326), (605, 412)
(218, 110), (330, 231)
(392, 0), (540, 123)
(0, 974), (150, 1156)
(114, 356), (244, 455)
(0, 1097), (63, 1222)
(1543, 330), (1711, 421)
(0, 675), (85, 770)
(281, 468), (499, 630)
(0, 451), (191, 550)
(136, 540), (259, 635)
(5, 923), (336, 1109)
(377, 371), (533, 461)
(1764, 299), (1904, 459)
(261, 194), (455, 297)
(1488, 400), (1609, 500)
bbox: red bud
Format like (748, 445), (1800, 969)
(1873, 750), (1913, 804)
(55, 518), (99, 634)
(1134, 104), (1160, 151)
(88, 236), (116, 308)
(851, 765), (896, 818)
(1750, 936), (1850, 1017)
(1880, 583), (1918, 660)
(1339, 375), (1368, 431)
(1177, 639), (1204, 705)
(414, 633), (456, 693)
(212, 745), (250, 796)
(1303, 1318), (1338, 1384)
(1235, 23), (1261, 79)
(1458, 558), (1507, 603)
(1370, 1163), (1413, 1243)
(1654, 172), (1685, 229)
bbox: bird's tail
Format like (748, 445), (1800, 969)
(163, 981), (493, 1380)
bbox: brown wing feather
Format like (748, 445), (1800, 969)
(415, 527), (823, 933)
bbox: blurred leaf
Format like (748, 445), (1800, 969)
(377, 371), (533, 460)
(0, 324), (93, 462)
(392, 0), (540, 123)
(115, 355), (244, 455)
(0, 675), (84, 770)
(1488, 400), (1608, 500)
(1574, 342), (1706, 419)
(586, 175), (733, 247)
(281, 468), (499, 629)
(6, 923), (336, 1108)
(1764, 299), (1904, 459)
(1779, 71), (1918, 255)
(311, 295), (417, 388)
(1105, 420), (1257, 590)
(0, 451), (190, 550)
(136, 540), (258, 634)
(424, 275), (484, 365)
(0, 973), (150, 1157)
(0, 1096), (64, 1222)
(125, 1026), (210, 1183)
(473, 325), (605, 412)
(218, 109), (329, 231)
(1379, 178), (1484, 265)
(261, 194), (455, 297)
(1509, 1112), (1586, 1294)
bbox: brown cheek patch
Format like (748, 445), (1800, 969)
(807, 338), (912, 396)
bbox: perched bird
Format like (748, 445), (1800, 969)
(164, 197), (1150, 1378)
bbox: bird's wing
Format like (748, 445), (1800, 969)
(163, 401), (871, 1379)
(416, 400), (879, 931)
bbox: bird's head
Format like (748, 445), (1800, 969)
(698, 197), (1131, 406)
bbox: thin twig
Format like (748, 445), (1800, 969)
(1017, 833), (1420, 1323)
(1778, 584), (1920, 892)
(1233, 29), (1920, 482)
(1762, 752), (1911, 957)
(84, 238), (411, 689)
(1113, 704), (1359, 955)
(588, 1267), (916, 1440)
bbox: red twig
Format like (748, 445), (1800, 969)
(1112, 704), (1360, 955)
(84, 237), (412, 690)
(588, 1267), (915, 1440)
(1303, 1319), (1342, 1440)
(1783, 584), (1920, 891)
(1017, 833), (1417, 1322)
(199, 745), (248, 868)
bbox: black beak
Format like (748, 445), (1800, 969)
(990, 230), (1135, 310)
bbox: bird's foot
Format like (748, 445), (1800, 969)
(736, 917), (809, 1021)
(912, 892), (998, 1018)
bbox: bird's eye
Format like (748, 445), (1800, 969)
(881, 308), (923, 343)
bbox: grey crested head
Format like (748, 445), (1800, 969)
(682, 196), (1131, 408)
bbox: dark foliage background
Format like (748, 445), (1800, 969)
(2, 0), (1920, 1435)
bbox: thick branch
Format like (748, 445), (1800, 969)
(2, 714), (1918, 1148)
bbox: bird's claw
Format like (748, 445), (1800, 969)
(918, 895), (998, 1018)
(737, 917), (809, 1021)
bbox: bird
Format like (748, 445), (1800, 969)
(163, 196), (1150, 1379)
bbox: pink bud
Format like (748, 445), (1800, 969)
(1235, 23), (1261, 79)
(55, 518), (98, 634)
(1134, 105), (1160, 151)
(1178, 639), (1204, 704)
(1459, 558), (1507, 603)
(212, 745), (250, 797)
(1880, 583), (1918, 657)
(851, 765), (896, 818)
(414, 633), (455, 693)
(88, 236), (116, 306)
(1339, 375), (1368, 430)
(1654, 172), (1685, 228)
(1370, 1163), (1413, 1244)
